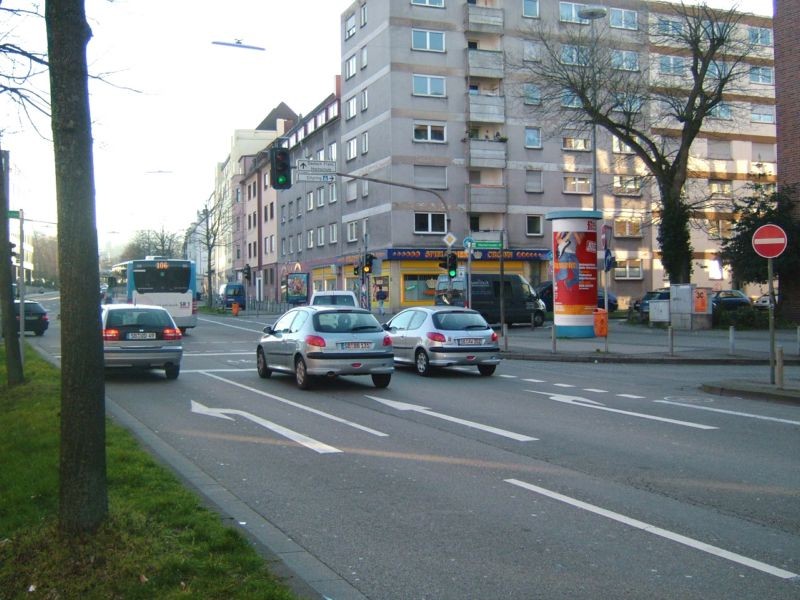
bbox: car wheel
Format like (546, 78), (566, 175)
(478, 364), (496, 376)
(165, 364), (180, 380)
(533, 311), (545, 327)
(372, 373), (391, 388)
(414, 349), (431, 377)
(256, 348), (272, 378)
(35, 330), (45, 337)
(295, 356), (312, 390)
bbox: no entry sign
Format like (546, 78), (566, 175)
(752, 224), (787, 259)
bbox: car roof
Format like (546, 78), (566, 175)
(103, 303), (166, 311)
(400, 306), (481, 315)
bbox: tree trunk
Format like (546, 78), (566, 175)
(46, 0), (108, 534)
(0, 148), (24, 385)
(657, 186), (692, 284)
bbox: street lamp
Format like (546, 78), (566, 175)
(577, 5), (606, 212)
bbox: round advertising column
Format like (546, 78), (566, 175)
(546, 210), (602, 338)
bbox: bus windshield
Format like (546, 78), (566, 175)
(131, 265), (191, 293)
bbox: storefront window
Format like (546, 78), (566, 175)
(402, 274), (437, 302)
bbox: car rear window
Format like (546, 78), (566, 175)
(106, 309), (172, 328)
(314, 311), (380, 333)
(313, 294), (356, 306)
(14, 302), (46, 315)
(433, 311), (489, 331)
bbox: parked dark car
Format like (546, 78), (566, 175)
(3, 300), (49, 336)
(632, 288), (670, 320)
(711, 290), (752, 311)
(534, 281), (618, 312)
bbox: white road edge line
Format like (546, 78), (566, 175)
(201, 372), (389, 437)
(617, 394), (645, 399)
(583, 388), (608, 393)
(504, 478), (799, 581)
(655, 400), (800, 426)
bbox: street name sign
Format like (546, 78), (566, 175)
(752, 224), (787, 259)
(473, 240), (502, 249)
(296, 173), (336, 183)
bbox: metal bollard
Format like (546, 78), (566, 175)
(776, 346), (784, 389)
(668, 326), (674, 356)
(729, 325), (735, 355)
(551, 324), (557, 354)
(796, 326), (799, 357)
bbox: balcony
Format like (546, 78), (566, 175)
(467, 49), (504, 79)
(467, 93), (505, 123)
(465, 4), (504, 34)
(466, 184), (507, 213)
(467, 138), (507, 168)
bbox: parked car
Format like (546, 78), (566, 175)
(436, 274), (546, 326)
(3, 300), (49, 336)
(633, 288), (670, 320)
(218, 282), (246, 310)
(309, 290), (359, 307)
(101, 304), (183, 379)
(383, 306), (501, 376)
(534, 280), (618, 313)
(256, 306), (393, 389)
(711, 290), (752, 311)
(754, 293), (780, 310)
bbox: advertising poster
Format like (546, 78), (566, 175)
(286, 272), (309, 305)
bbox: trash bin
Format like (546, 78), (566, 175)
(232, 302), (240, 316)
(593, 308), (607, 337)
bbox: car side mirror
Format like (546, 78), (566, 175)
(382, 323), (391, 331)
(262, 325), (275, 335)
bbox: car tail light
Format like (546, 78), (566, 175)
(162, 328), (182, 340)
(103, 329), (121, 341)
(382, 335), (392, 346)
(305, 335), (326, 348)
(426, 331), (447, 343)
(491, 331), (498, 342)
(42, 315), (49, 322)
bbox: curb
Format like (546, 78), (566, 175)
(500, 351), (800, 366)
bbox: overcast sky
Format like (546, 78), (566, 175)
(1, 0), (773, 251)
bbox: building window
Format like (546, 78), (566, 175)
(328, 141), (337, 161)
(362, 179), (369, 196)
(412, 29), (445, 52)
(657, 18), (682, 35)
(288, 235), (294, 254)
(561, 90), (582, 108)
(329, 223), (338, 244)
(328, 182), (338, 203)
(307, 229), (314, 249)
(296, 233), (302, 253)
(749, 26), (772, 46)
(750, 104), (775, 124)
(561, 44), (589, 66)
(360, 2), (367, 26)
(345, 13), (356, 39)
(346, 137), (358, 160)
(523, 0), (539, 18)
(612, 93), (644, 114)
(296, 199), (302, 217)
(306, 191), (314, 211)
(317, 187), (325, 207)
(345, 96), (357, 119)
(411, 0), (444, 5)
(360, 46), (368, 69)
(361, 88), (369, 110)
(659, 55), (685, 76)
(345, 55), (357, 79)
(347, 221), (359, 242)
(749, 66), (774, 85)
(523, 40), (541, 62)
(614, 259), (643, 280)
(413, 122), (446, 142)
(709, 102), (733, 120)
(610, 8), (637, 30)
(524, 127), (542, 148)
(562, 134), (591, 151)
(612, 176), (642, 195)
(281, 238), (286, 256)
(361, 131), (369, 154)
(709, 180), (733, 197)
(315, 147), (325, 161)
(611, 49), (639, 71)
(559, 2), (590, 24)
(614, 218), (642, 237)
(317, 226), (325, 246)
(523, 83), (542, 105)
(526, 215), (543, 236)
(612, 136), (635, 154)
(525, 169), (543, 192)
(563, 175), (591, 194)
(346, 179), (358, 201)
(413, 74), (446, 97)
(414, 212), (446, 234)
(706, 218), (733, 240)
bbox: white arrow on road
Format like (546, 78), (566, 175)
(365, 395), (537, 441)
(525, 391), (717, 430)
(191, 400), (341, 454)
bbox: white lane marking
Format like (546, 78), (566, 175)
(197, 317), (264, 333)
(201, 372), (388, 437)
(523, 378), (546, 383)
(655, 400), (800, 426)
(583, 388), (608, 393)
(553, 383), (575, 388)
(184, 352), (252, 357)
(526, 390), (717, 430)
(191, 400), (340, 454)
(183, 368), (250, 373)
(617, 393), (646, 399)
(365, 395), (537, 442)
(505, 478), (799, 581)
(498, 374), (517, 378)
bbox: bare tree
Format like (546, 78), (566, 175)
(514, 2), (757, 283)
(46, 0), (108, 533)
(185, 192), (230, 308)
(30, 230), (60, 286)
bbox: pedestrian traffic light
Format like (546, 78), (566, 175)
(363, 253), (374, 274)
(270, 146), (292, 189)
(446, 252), (457, 278)
(353, 264), (360, 276)
(243, 264), (251, 281)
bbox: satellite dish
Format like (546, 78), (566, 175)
(211, 39), (265, 51)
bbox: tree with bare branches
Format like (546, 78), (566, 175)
(514, 2), (759, 283)
(185, 192), (230, 308)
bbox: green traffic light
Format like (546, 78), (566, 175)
(277, 174), (288, 184)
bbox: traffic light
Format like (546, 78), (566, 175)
(8, 242), (17, 259)
(270, 146), (292, 189)
(353, 264), (360, 276)
(243, 264), (251, 281)
(446, 252), (458, 278)
(438, 253), (448, 271)
(363, 253), (374, 274)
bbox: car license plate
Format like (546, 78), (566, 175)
(25, 316), (38, 321)
(458, 338), (482, 346)
(341, 342), (371, 350)
(127, 332), (156, 340)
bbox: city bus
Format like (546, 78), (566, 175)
(109, 257), (198, 331)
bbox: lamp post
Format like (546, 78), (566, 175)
(577, 5), (606, 212)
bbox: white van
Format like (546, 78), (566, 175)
(310, 290), (359, 307)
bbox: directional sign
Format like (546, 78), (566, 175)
(7, 210), (19, 218)
(295, 159), (336, 173)
(473, 240), (502, 249)
(296, 173), (336, 183)
(463, 236), (475, 249)
(752, 224), (787, 259)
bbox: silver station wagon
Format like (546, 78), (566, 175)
(256, 306), (394, 389)
(383, 306), (501, 376)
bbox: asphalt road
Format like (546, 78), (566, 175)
(26, 304), (800, 600)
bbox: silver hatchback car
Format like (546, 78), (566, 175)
(101, 304), (183, 379)
(256, 306), (394, 389)
(383, 306), (501, 376)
